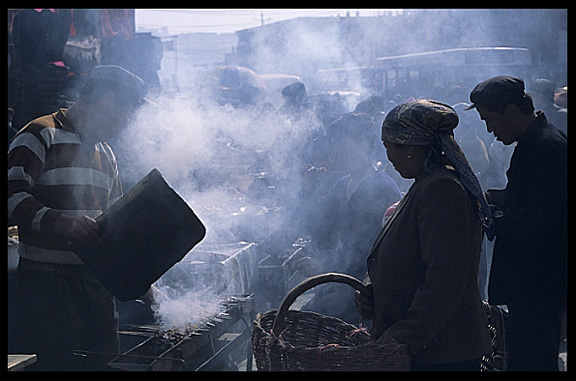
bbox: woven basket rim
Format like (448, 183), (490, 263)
(251, 273), (411, 371)
(254, 309), (383, 351)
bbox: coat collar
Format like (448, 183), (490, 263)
(369, 189), (414, 255)
(367, 164), (456, 256)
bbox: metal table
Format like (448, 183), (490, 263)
(7, 354), (37, 371)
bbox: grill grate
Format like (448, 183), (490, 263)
(109, 294), (254, 371)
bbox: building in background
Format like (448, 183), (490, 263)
(230, 9), (567, 97)
(7, 9), (568, 131)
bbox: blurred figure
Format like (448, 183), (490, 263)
(216, 65), (266, 108)
(237, 82), (263, 107)
(528, 78), (567, 134)
(9, 9), (71, 131)
(280, 81), (310, 115)
(383, 93), (405, 113)
(451, 102), (490, 187)
(312, 91), (350, 128)
(353, 95), (386, 127)
(452, 101), (492, 300)
(554, 86), (567, 109)
(297, 112), (402, 324)
(444, 85), (468, 106)
(467, 75), (567, 371)
(483, 138), (515, 189)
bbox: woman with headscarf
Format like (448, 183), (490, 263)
(354, 100), (493, 371)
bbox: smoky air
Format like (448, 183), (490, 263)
(22, 9), (567, 329)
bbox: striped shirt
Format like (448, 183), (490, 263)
(7, 109), (123, 264)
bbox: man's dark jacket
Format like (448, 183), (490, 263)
(487, 112), (567, 311)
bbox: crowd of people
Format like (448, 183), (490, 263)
(232, 75), (567, 371)
(7, 62), (567, 371)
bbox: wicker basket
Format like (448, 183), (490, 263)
(252, 273), (411, 371)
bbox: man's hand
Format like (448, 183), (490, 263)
(354, 284), (375, 320)
(53, 214), (100, 242)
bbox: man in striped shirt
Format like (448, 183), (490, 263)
(8, 65), (146, 371)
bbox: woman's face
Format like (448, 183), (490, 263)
(383, 141), (427, 179)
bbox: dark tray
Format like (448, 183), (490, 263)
(72, 168), (206, 301)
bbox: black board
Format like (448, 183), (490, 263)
(72, 168), (206, 301)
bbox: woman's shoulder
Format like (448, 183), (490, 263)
(417, 165), (467, 197)
(423, 164), (461, 183)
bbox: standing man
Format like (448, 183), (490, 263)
(466, 76), (567, 371)
(8, 65), (147, 371)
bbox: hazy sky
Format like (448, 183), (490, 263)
(135, 9), (400, 34)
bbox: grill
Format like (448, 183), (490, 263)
(108, 242), (262, 371)
(257, 238), (310, 308)
(106, 238), (312, 371)
(160, 242), (260, 295)
(110, 294), (254, 371)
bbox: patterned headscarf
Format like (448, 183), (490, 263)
(382, 99), (494, 240)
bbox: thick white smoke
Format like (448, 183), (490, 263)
(114, 75), (326, 328)
(113, 9), (567, 328)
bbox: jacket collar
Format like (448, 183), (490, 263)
(53, 108), (77, 133)
(517, 111), (547, 145)
(369, 189), (414, 254)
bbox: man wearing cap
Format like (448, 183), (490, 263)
(467, 75), (567, 371)
(8, 65), (147, 370)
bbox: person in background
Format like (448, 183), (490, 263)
(353, 95), (387, 127)
(451, 102), (490, 187)
(355, 99), (493, 371)
(528, 78), (567, 135)
(297, 112), (402, 324)
(280, 81), (311, 115)
(554, 86), (567, 109)
(8, 65), (147, 371)
(466, 75), (567, 371)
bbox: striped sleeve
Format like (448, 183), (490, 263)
(96, 142), (123, 206)
(8, 110), (125, 257)
(8, 121), (62, 232)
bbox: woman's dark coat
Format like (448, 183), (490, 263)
(367, 165), (492, 364)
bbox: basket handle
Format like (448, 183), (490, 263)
(271, 272), (369, 335)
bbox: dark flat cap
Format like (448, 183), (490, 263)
(466, 75), (525, 110)
(90, 65), (146, 100)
